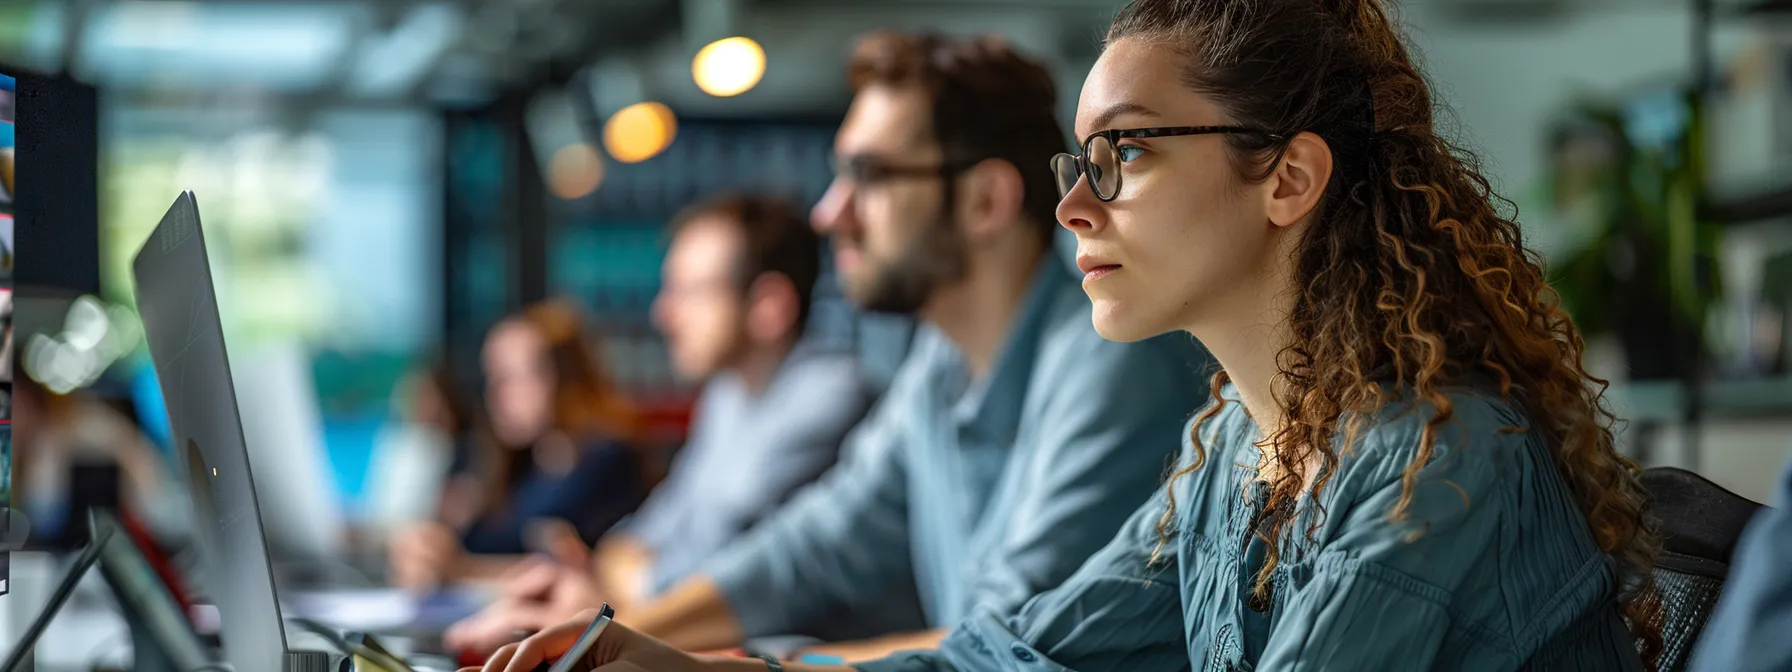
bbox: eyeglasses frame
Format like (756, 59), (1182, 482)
(1053, 125), (1285, 202)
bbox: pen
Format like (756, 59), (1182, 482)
(538, 603), (615, 672)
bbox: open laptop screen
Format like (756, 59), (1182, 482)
(132, 191), (292, 672)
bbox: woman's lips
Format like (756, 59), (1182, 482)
(1082, 264), (1120, 281)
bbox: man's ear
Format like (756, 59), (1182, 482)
(744, 272), (800, 343)
(1265, 131), (1334, 229)
(956, 158), (1026, 243)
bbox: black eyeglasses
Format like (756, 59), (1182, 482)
(1052, 126), (1283, 202)
(831, 154), (985, 187)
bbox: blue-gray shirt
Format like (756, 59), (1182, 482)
(1690, 456), (1792, 672)
(862, 385), (1643, 671)
(705, 260), (1213, 639)
(624, 348), (870, 596)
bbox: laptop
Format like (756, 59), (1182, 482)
(133, 192), (468, 672)
(132, 191), (344, 672)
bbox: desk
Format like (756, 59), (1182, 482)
(0, 552), (476, 671)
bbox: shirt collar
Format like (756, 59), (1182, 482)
(949, 258), (1075, 444)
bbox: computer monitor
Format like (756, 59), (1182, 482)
(1, 70), (14, 210)
(1, 69), (15, 598)
(9, 65), (99, 296)
(132, 191), (332, 672)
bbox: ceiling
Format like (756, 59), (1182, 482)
(0, 0), (1761, 116)
(0, 0), (1126, 114)
(1, 0), (682, 105)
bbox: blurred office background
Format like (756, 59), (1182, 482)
(0, 0), (1789, 560)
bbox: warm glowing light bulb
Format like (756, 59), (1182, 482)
(603, 102), (677, 164)
(692, 37), (766, 98)
(548, 143), (605, 199)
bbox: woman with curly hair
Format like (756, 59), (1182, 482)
(467, 0), (1658, 669)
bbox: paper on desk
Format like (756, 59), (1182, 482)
(283, 588), (420, 632)
(282, 587), (486, 633)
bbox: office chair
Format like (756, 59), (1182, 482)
(1625, 467), (1764, 671)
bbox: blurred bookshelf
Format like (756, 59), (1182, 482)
(549, 118), (912, 412)
(1706, 180), (1792, 227)
(443, 113), (916, 442)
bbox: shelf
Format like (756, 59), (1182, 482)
(1612, 377), (1792, 423)
(1741, 0), (1792, 15)
(1705, 181), (1792, 227)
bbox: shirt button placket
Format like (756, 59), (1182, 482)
(1010, 645), (1038, 663)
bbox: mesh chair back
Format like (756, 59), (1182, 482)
(1627, 467), (1764, 672)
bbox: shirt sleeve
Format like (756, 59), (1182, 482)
(1690, 457), (1792, 672)
(1254, 406), (1520, 671)
(963, 335), (1205, 617)
(687, 363), (866, 553)
(856, 493), (1187, 672)
(704, 377), (915, 638)
(620, 391), (717, 550)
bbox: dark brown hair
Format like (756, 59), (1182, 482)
(847, 31), (1067, 244)
(1110, 0), (1658, 657)
(668, 192), (823, 336)
(476, 299), (652, 510)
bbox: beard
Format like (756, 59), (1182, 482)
(840, 214), (969, 315)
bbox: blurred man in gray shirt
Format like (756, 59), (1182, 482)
(446, 193), (870, 650)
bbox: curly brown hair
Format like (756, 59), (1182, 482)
(1110, 0), (1659, 654)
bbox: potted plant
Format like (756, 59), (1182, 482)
(1543, 86), (1723, 380)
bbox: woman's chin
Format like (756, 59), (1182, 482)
(1090, 301), (1161, 343)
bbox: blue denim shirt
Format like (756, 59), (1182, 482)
(703, 260), (1213, 640)
(1689, 456), (1792, 672)
(861, 385), (1644, 671)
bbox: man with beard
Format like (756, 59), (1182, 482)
(448, 31), (1211, 663)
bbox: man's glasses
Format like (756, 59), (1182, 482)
(1052, 126), (1282, 202)
(831, 154), (984, 187)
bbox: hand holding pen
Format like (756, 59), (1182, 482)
(463, 604), (857, 672)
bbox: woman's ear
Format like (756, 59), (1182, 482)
(1266, 131), (1334, 229)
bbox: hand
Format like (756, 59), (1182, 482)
(445, 595), (555, 655)
(460, 610), (700, 672)
(508, 558), (603, 615)
(527, 519), (593, 569)
(793, 628), (948, 663)
(500, 556), (564, 602)
(389, 522), (464, 592)
(506, 521), (594, 602)
(445, 565), (604, 654)
(539, 558), (606, 621)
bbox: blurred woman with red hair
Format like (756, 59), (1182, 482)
(390, 300), (654, 591)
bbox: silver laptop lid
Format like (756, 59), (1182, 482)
(131, 191), (289, 672)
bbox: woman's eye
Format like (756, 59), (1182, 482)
(1117, 145), (1146, 163)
